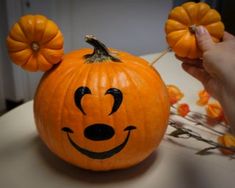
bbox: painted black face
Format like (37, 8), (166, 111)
(61, 86), (136, 160)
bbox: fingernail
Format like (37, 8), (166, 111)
(195, 26), (205, 36)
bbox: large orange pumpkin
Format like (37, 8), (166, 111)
(165, 2), (224, 59)
(6, 15), (64, 71)
(7, 15), (170, 171)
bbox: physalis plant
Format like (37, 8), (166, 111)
(166, 85), (235, 156)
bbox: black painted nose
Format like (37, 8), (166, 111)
(84, 124), (115, 141)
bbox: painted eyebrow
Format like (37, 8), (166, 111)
(74, 86), (91, 115)
(105, 88), (123, 115)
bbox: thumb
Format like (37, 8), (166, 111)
(195, 26), (214, 52)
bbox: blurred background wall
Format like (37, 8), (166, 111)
(0, 0), (234, 114)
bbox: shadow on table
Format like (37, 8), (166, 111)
(34, 136), (161, 184)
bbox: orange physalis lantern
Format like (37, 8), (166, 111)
(197, 89), (210, 106)
(166, 85), (184, 105)
(218, 133), (235, 155)
(177, 103), (190, 117)
(207, 101), (224, 120)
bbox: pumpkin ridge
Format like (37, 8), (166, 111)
(34, 54), (40, 70)
(10, 49), (32, 66)
(170, 31), (187, 49)
(18, 15), (34, 42)
(166, 28), (188, 36)
(182, 3), (195, 25)
(104, 64), (118, 169)
(118, 57), (160, 83)
(40, 48), (64, 65)
(121, 60), (156, 80)
(169, 6), (190, 25)
(187, 35), (197, 58)
(207, 31), (221, 40)
(36, 53), (50, 71)
(41, 20), (59, 45)
(37, 54), (53, 71)
(197, 2), (210, 21)
(35, 71), (58, 142)
(116, 56), (150, 70)
(41, 30), (59, 46)
(42, 31), (63, 49)
(96, 64), (105, 119)
(119, 65), (146, 157)
(122, 61), (166, 95)
(12, 23), (29, 43)
(40, 19), (49, 43)
(166, 30), (188, 48)
(165, 19), (187, 34)
(6, 36), (28, 52)
(173, 31), (192, 56)
(51, 69), (78, 154)
(34, 15), (47, 42)
(22, 54), (38, 71)
(40, 50), (52, 64)
(200, 9), (221, 25)
(9, 23), (28, 43)
(177, 6), (191, 25)
(60, 68), (83, 161)
(78, 64), (95, 157)
(38, 67), (78, 151)
(41, 46), (64, 53)
(123, 63), (169, 150)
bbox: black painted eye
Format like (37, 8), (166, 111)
(105, 88), (123, 115)
(74, 86), (91, 115)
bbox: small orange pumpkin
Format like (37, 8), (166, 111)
(6, 15), (64, 71)
(165, 2), (224, 59)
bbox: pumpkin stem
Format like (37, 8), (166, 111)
(31, 42), (40, 52)
(189, 24), (197, 34)
(84, 35), (120, 63)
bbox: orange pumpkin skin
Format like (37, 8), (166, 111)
(34, 37), (170, 171)
(165, 2), (224, 59)
(6, 15), (64, 71)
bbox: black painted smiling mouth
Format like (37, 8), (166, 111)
(61, 125), (136, 159)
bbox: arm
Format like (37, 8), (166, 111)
(178, 26), (235, 134)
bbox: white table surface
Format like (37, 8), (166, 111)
(1, 52), (235, 188)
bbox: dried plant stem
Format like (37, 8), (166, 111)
(171, 105), (227, 135)
(150, 47), (171, 66)
(170, 121), (218, 146)
(169, 121), (235, 155)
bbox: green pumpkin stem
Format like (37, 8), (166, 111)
(84, 35), (120, 63)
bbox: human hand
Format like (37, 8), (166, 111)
(177, 26), (235, 134)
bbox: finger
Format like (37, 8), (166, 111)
(175, 55), (201, 64)
(182, 63), (211, 84)
(195, 26), (215, 52)
(176, 55), (203, 68)
(223, 31), (235, 41)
